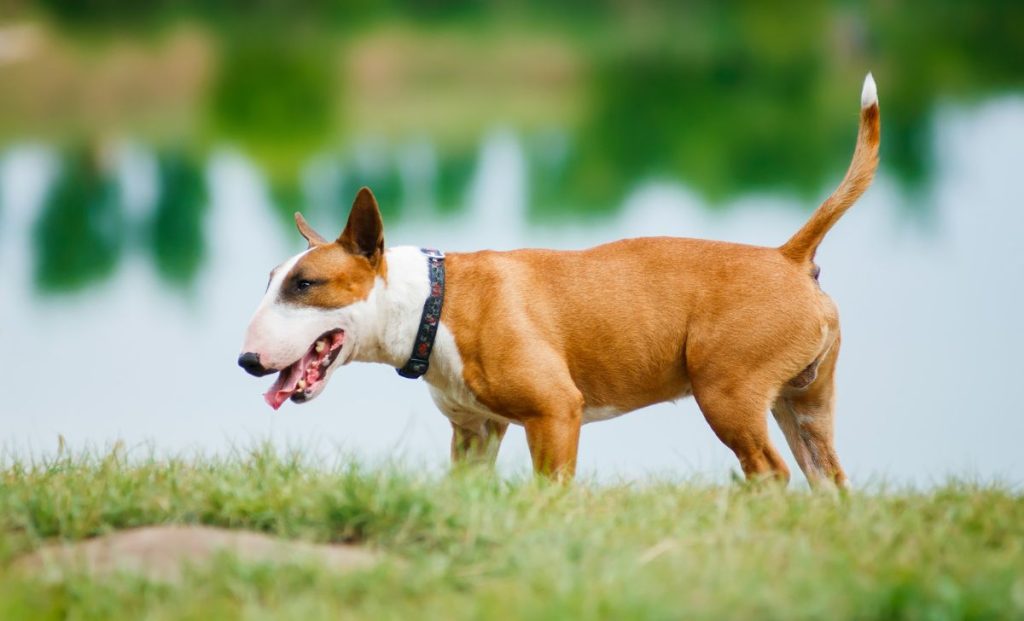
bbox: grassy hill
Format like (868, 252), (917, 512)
(2, 448), (1022, 620)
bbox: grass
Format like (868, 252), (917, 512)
(1, 447), (1022, 620)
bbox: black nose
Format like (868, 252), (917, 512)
(238, 352), (275, 377)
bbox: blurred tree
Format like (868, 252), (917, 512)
(33, 146), (123, 293)
(148, 150), (207, 288)
(866, 0), (1024, 197)
(20, 0), (1024, 227)
(207, 35), (336, 219)
(434, 148), (475, 216)
(34, 0), (182, 31)
(337, 149), (403, 223)
(537, 2), (844, 217)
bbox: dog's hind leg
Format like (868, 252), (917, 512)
(692, 378), (791, 484)
(772, 337), (847, 489)
(450, 419), (508, 468)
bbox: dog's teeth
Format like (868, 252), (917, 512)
(315, 340), (326, 354)
(296, 379), (306, 391)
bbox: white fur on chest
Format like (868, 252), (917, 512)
(424, 325), (512, 429)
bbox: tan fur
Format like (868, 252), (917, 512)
(279, 190), (386, 309)
(780, 102), (880, 263)
(441, 240), (837, 481)
(279, 246), (379, 309)
(295, 212), (327, 247)
(277, 83), (880, 486)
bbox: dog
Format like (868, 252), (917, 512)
(239, 74), (880, 486)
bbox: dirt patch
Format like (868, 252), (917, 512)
(12, 525), (381, 584)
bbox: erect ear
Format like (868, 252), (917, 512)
(338, 187), (384, 265)
(294, 212), (327, 248)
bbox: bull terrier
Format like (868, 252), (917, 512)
(239, 74), (880, 486)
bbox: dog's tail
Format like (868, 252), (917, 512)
(779, 73), (880, 264)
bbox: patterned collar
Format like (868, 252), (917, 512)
(396, 248), (445, 379)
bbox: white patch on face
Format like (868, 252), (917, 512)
(241, 249), (350, 370)
(240, 246), (437, 403)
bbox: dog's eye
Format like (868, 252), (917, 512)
(295, 279), (313, 292)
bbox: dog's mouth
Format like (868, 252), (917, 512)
(263, 329), (345, 410)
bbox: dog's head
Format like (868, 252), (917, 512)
(238, 187), (386, 409)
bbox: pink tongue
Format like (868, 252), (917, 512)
(262, 332), (345, 411)
(263, 365), (302, 410)
(263, 348), (318, 410)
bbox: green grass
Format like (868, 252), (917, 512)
(2, 447), (1022, 621)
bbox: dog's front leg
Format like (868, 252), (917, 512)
(465, 344), (584, 480)
(524, 415), (581, 481)
(522, 391), (584, 481)
(450, 419), (508, 469)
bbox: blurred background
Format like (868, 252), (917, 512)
(1, 1), (1022, 484)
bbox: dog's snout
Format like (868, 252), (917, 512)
(238, 352), (275, 377)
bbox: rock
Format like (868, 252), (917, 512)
(12, 525), (380, 584)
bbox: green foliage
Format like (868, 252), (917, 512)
(148, 150), (207, 288)
(16, 0), (1024, 289)
(28, 0), (1024, 209)
(434, 148), (475, 215)
(2, 448), (1023, 620)
(32, 147), (123, 294)
(338, 153), (403, 223)
(560, 33), (838, 212)
(208, 37), (335, 172)
(33, 0), (185, 31)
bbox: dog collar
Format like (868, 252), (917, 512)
(396, 248), (445, 379)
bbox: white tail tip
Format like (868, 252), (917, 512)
(861, 72), (878, 108)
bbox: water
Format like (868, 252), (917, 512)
(2, 98), (1023, 485)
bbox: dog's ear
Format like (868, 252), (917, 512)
(338, 187), (384, 265)
(294, 212), (327, 248)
